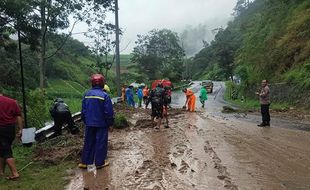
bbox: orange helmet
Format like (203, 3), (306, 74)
(91, 74), (105, 87)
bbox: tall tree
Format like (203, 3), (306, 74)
(86, 23), (119, 79)
(0, 0), (114, 88)
(132, 29), (185, 81)
(213, 28), (235, 81)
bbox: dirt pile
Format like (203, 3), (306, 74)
(33, 106), (184, 165)
(113, 104), (140, 118)
(222, 106), (238, 113)
(33, 131), (83, 164)
(270, 108), (310, 123)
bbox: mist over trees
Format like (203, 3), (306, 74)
(190, 0), (310, 90)
(0, 0), (114, 89)
(180, 24), (214, 57)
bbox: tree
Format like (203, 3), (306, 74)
(213, 28), (235, 81)
(86, 23), (119, 79)
(131, 29), (185, 81)
(0, 0), (114, 88)
(233, 0), (251, 16)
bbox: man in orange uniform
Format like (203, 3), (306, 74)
(142, 86), (150, 108)
(121, 85), (127, 102)
(182, 88), (196, 112)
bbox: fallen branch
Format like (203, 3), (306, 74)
(18, 162), (34, 172)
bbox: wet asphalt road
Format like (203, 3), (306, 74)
(66, 82), (310, 190)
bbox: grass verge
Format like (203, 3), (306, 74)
(0, 144), (75, 190)
(224, 81), (292, 111)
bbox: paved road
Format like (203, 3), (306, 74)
(67, 82), (310, 190)
(182, 81), (310, 189)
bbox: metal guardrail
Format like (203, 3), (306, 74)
(35, 97), (122, 142)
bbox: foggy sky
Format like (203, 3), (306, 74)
(71, 0), (238, 54)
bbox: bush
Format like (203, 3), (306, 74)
(113, 114), (129, 129)
(27, 89), (50, 129)
(225, 81), (240, 100)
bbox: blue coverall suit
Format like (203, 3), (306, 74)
(137, 88), (143, 107)
(125, 87), (135, 107)
(81, 86), (114, 166)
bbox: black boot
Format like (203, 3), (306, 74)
(257, 123), (266, 127)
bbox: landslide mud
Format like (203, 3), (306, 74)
(66, 107), (236, 190)
(66, 82), (310, 190)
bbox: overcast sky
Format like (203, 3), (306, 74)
(71, 0), (238, 54)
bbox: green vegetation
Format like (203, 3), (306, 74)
(0, 145), (75, 190)
(113, 114), (129, 129)
(191, 0), (310, 108)
(131, 29), (185, 83)
(0, 31), (134, 128)
(224, 81), (292, 111)
(0, 0), (114, 89)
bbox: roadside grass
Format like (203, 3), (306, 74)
(0, 144), (75, 190)
(47, 79), (85, 98)
(46, 79), (86, 113)
(110, 54), (133, 70)
(63, 98), (82, 113)
(224, 82), (292, 111)
(1, 55), (133, 190)
(113, 114), (129, 129)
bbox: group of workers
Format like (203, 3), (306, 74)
(0, 74), (212, 180)
(0, 76), (273, 183)
(182, 86), (209, 112)
(122, 85), (152, 108)
(120, 81), (209, 129)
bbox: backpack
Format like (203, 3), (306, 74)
(151, 87), (164, 103)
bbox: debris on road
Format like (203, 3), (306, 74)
(222, 106), (238, 113)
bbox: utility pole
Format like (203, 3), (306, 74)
(18, 30), (28, 128)
(115, 0), (121, 96)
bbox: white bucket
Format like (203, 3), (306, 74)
(21, 127), (36, 144)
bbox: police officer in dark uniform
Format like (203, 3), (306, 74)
(50, 98), (79, 137)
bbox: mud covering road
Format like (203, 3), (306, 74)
(66, 82), (310, 190)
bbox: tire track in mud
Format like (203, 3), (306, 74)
(182, 112), (238, 189)
(204, 141), (238, 190)
(198, 111), (310, 190)
(127, 110), (233, 190)
(116, 108), (196, 190)
(170, 113), (239, 190)
(67, 107), (241, 190)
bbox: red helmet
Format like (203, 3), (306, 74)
(91, 74), (105, 87)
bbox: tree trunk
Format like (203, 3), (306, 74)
(39, 0), (46, 89)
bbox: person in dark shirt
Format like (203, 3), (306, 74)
(50, 98), (79, 137)
(0, 93), (23, 180)
(149, 83), (165, 129)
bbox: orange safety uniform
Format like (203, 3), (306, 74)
(142, 87), (149, 97)
(185, 89), (196, 112)
(121, 87), (126, 102)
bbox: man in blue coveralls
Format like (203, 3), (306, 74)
(78, 74), (114, 169)
(125, 85), (135, 107)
